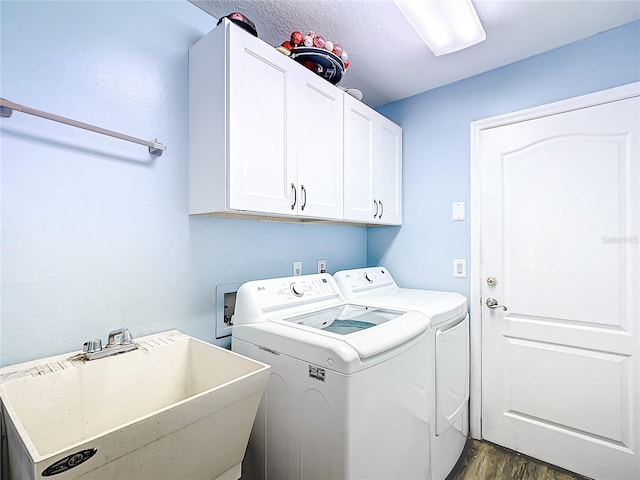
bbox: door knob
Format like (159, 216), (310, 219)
(486, 297), (508, 311)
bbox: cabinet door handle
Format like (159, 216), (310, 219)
(301, 185), (307, 210)
(291, 183), (297, 210)
(373, 199), (379, 219)
(379, 200), (384, 219)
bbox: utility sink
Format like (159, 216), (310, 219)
(0, 330), (270, 480)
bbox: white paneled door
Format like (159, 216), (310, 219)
(476, 85), (639, 480)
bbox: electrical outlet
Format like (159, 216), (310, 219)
(293, 261), (302, 276)
(317, 259), (327, 273)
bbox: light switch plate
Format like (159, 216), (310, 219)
(453, 259), (467, 278)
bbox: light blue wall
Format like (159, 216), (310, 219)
(2, 3), (637, 367)
(0, 1), (367, 366)
(369, 20), (640, 300)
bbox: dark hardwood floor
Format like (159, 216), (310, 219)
(447, 439), (592, 480)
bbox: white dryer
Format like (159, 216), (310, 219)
(232, 273), (434, 480)
(334, 267), (469, 480)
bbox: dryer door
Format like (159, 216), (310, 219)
(435, 314), (469, 436)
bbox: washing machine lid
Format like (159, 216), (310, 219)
(281, 303), (403, 334)
(272, 303), (427, 360)
(334, 267), (467, 326)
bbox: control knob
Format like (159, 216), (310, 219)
(290, 282), (304, 297)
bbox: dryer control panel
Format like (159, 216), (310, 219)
(334, 266), (397, 296)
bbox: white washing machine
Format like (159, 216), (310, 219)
(333, 267), (469, 480)
(232, 273), (434, 480)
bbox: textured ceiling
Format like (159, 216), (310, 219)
(190, 0), (640, 107)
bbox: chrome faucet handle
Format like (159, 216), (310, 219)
(83, 339), (103, 354)
(122, 328), (133, 344)
(107, 327), (133, 346)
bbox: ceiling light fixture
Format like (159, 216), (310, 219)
(393, 0), (486, 56)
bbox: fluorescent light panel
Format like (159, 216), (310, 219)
(393, 0), (486, 56)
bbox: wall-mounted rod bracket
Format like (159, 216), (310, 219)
(0, 97), (167, 156)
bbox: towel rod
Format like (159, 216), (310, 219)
(0, 98), (166, 156)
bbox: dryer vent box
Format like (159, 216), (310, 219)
(216, 283), (241, 339)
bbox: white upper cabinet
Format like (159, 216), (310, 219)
(343, 95), (402, 225)
(374, 115), (403, 224)
(294, 73), (344, 220)
(227, 23), (298, 216)
(189, 19), (297, 217)
(189, 19), (399, 225)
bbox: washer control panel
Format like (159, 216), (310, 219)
(288, 277), (336, 297)
(247, 274), (341, 311)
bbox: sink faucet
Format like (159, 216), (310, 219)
(82, 327), (138, 361)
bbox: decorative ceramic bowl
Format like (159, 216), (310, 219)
(290, 47), (345, 85)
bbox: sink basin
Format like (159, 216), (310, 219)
(0, 330), (270, 480)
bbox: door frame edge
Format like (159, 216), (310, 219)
(468, 80), (640, 440)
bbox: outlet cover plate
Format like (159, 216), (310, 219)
(452, 201), (466, 221)
(317, 259), (326, 273)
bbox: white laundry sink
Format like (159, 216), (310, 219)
(0, 330), (270, 480)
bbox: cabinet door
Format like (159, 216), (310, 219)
(343, 95), (376, 222)
(374, 116), (402, 225)
(343, 95), (402, 224)
(227, 25), (297, 215)
(295, 70), (344, 219)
